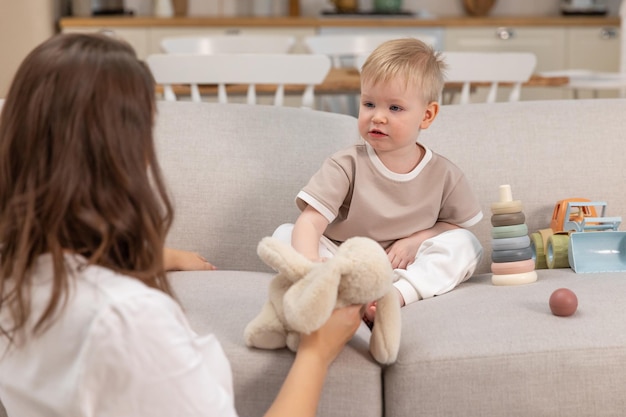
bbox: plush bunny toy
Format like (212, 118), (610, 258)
(243, 235), (401, 365)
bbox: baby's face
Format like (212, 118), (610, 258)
(358, 77), (436, 154)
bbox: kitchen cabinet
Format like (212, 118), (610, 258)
(565, 26), (620, 98)
(566, 26), (620, 71)
(444, 25), (622, 100)
(148, 27), (315, 53)
(61, 25), (316, 57)
(444, 27), (567, 100)
(318, 26), (445, 51)
(62, 26), (151, 57)
(566, 26), (621, 98)
(444, 27), (567, 71)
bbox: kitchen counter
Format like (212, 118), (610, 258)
(58, 15), (620, 29)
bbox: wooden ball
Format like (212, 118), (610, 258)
(549, 288), (578, 317)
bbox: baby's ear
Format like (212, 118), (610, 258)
(283, 261), (341, 334)
(257, 237), (312, 279)
(369, 290), (402, 364)
(420, 101), (440, 130)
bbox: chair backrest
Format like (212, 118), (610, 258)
(161, 35), (296, 54)
(441, 52), (537, 104)
(304, 34), (437, 68)
(146, 53), (332, 108)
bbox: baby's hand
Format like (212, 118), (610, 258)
(362, 301), (377, 330)
(363, 289), (405, 329)
(164, 248), (216, 271)
(386, 238), (420, 269)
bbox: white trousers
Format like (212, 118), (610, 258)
(272, 224), (483, 306)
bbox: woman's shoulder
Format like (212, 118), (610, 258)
(49, 255), (184, 335)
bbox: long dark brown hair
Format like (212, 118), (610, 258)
(0, 33), (174, 343)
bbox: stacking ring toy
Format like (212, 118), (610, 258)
(491, 224), (528, 239)
(491, 235), (531, 251)
(491, 246), (533, 263)
(491, 212), (526, 227)
(492, 270), (538, 286)
(491, 259), (535, 275)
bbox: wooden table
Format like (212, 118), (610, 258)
(160, 67), (569, 99)
(318, 67), (569, 93)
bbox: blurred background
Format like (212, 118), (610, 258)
(0, 0), (623, 97)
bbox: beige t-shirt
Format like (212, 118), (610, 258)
(297, 142), (483, 249)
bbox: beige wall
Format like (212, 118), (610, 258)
(0, 0), (57, 97)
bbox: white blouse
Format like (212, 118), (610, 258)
(0, 254), (238, 417)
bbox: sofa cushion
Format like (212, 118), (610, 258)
(169, 270), (383, 417)
(155, 102), (360, 272)
(385, 269), (626, 417)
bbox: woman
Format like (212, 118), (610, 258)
(0, 33), (361, 417)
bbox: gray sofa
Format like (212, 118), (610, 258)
(159, 99), (626, 417)
(2, 98), (626, 416)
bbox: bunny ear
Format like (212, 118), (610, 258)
(283, 261), (342, 334)
(369, 290), (402, 364)
(257, 237), (313, 279)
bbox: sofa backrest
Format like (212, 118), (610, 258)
(155, 101), (360, 271)
(421, 98), (626, 273)
(3, 98), (624, 275)
(156, 99), (626, 274)
(0, 98), (358, 273)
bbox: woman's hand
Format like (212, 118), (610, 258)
(298, 304), (362, 367)
(164, 247), (216, 271)
(264, 305), (362, 417)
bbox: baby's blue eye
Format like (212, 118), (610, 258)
(363, 102), (374, 108)
(390, 105), (402, 112)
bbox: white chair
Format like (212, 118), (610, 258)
(539, 3), (626, 99)
(304, 34), (438, 115)
(146, 53), (331, 109)
(160, 35), (296, 54)
(440, 52), (537, 104)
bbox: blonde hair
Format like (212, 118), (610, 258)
(361, 38), (446, 103)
